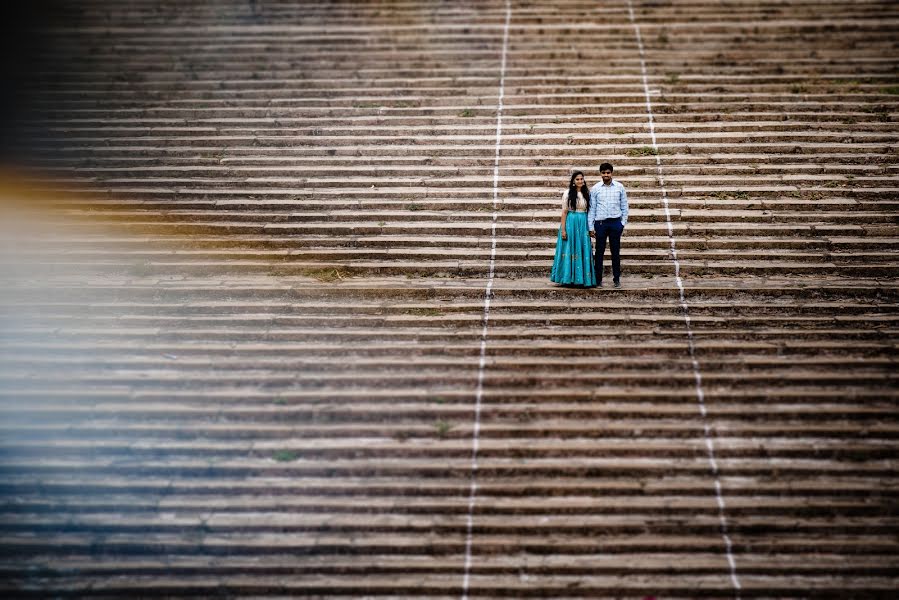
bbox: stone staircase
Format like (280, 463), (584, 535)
(1, 0), (897, 597)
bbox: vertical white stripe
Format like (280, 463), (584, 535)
(626, 1), (742, 596)
(461, 2), (511, 598)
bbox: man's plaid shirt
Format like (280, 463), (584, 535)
(587, 179), (629, 231)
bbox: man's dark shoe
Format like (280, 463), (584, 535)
(613, 280), (621, 288)
(596, 281), (603, 288)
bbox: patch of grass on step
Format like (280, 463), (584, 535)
(627, 146), (658, 157)
(273, 450), (298, 462)
(434, 419), (454, 439)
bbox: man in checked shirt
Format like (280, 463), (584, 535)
(588, 162), (629, 288)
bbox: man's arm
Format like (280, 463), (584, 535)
(619, 183), (629, 228)
(587, 186), (597, 232)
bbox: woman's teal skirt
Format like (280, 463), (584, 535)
(550, 211), (596, 287)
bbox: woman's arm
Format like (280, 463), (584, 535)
(560, 191), (569, 239)
(587, 186), (596, 237)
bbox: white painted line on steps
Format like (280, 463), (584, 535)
(461, 1), (511, 598)
(626, 1), (742, 596)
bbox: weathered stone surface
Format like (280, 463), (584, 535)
(0, 0), (897, 598)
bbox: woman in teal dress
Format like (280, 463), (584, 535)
(550, 171), (597, 287)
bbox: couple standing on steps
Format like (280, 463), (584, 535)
(550, 162), (629, 288)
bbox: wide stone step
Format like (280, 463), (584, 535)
(4, 371), (893, 393)
(20, 220), (899, 241)
(2, 529), (896, 556)
(4, 491), (895, 517)
(2, 400), (894, 423)
(1, 354), (895, 378)
(7, 234), (899, 255)
(4, 0), (898, 596)
(4, 296), (898, 314)
(2, 454), (894, 477)
(3, 513), (897, 542)
(0, 552), (895, 584)
(32, 207), (899, 226)
(1, 431), (895, 458)
(3, 471), (893, 497)
(2, 571), (893, 598)
(5, 249), (895, 272)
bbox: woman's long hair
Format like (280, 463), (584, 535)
(567, 171), (590, 212)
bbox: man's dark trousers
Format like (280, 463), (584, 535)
(594, 217), (623, 284)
